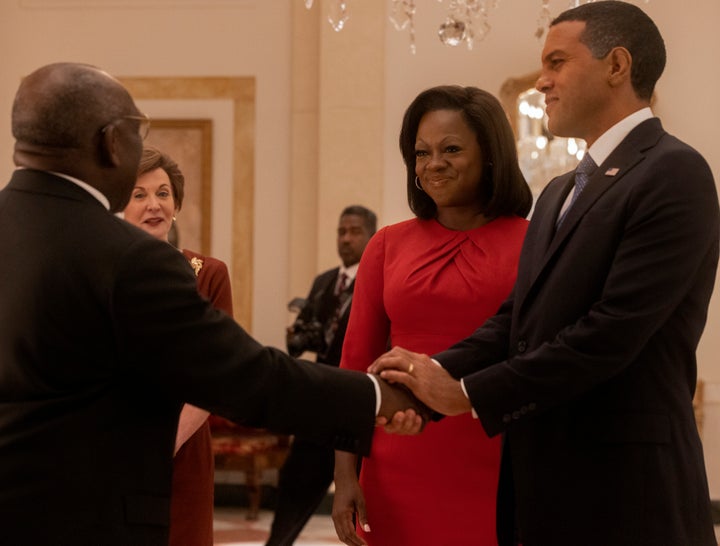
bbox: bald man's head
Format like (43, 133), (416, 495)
(11, 62), (146, 212)
(12, 63), (132, 149)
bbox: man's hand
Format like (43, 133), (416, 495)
(375, 376), (431, 434)
(369, 346), (472, 417)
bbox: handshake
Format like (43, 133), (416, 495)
(373, 373), (432, 435)
(370, 346), (472, 435)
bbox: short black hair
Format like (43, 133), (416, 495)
(341, 205), (377, 236)
(551, 1), (665, 101)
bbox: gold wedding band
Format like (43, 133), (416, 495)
(407, 363), (414, 374)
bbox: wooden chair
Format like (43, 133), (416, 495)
(209, 416), (290, 520)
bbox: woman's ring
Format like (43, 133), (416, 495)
(408, 363), (414, 374)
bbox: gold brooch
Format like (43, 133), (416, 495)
(189, 256), (204, 276)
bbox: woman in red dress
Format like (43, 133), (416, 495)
(124, 147), (233, 546)
(333, 86), (532, 545)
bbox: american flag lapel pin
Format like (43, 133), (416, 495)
(605, 167), (620, 176)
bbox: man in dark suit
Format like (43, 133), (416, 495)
(371, 3), (718, 545)
(0, 62), (425, 546)
(268, 205), (376, 545)
(286, 205), (377, 366)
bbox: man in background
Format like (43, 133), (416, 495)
(268, 205), (377, 545)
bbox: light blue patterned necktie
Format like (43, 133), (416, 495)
(556, 153), (597, 227)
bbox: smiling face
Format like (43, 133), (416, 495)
(123, 167), (177, 242)
(414, 109), (485, 224)
(536, 21), (613, 146)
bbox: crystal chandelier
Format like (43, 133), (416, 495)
(303, 0), (650, 54)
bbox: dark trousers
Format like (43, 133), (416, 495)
(265, 438), (335, 546)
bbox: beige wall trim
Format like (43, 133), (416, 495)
(288, 3), (321, 302)
(118, 76), (255, 329)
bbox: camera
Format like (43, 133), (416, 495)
(286, 318), (325, 357)
(286, 297), (325, 357)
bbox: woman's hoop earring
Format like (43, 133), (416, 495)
(414, 176), (423, 191)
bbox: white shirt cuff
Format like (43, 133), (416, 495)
(367, 374), (381, 416)
(460, 378), (478, 419)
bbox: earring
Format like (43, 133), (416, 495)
(172, 216), (177, 221)
(414, 176), (423, 191)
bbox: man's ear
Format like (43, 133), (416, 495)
(607, 46), (632, 88)
(99, 124), (122, 167)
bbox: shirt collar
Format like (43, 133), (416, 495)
(586, 107), (654, 167)
(339, 262), (359, 282)
(47, 170), (111, 210)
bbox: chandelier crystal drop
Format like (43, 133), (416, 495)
(328, 1), (350, 32)
(389, 0), (417, 53)
(304, 0), (650, 54)
(535, 0), (552, 39)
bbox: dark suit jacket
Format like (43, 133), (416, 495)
(293, 267), (354, 366)
(0, 169), (377, 545)
(437, 119), (718, 546)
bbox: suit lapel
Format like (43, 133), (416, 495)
(518, 118), (665, 309)
(538, 175), (574, 250)
(552, 156), (640, 242)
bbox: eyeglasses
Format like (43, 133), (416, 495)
(102, 113), (151, 141)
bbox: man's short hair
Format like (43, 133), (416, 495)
(341, 205), (377, 236)
(552, 1), (665, 101)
